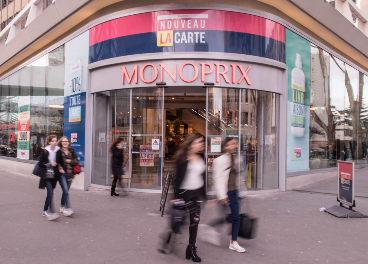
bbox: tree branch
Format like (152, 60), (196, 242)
(311, 110), (328, 134)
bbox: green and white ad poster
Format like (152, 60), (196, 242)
(17, 96), (30, 159)
(286, 29), (311, 172)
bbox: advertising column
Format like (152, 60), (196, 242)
(286, 29), (311, 172)
(17, 96), (30, 159)
(63, 31), (89, 167)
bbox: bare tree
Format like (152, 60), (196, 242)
(310, 48), (336, 155)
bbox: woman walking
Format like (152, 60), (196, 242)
(110, 137), (125, 196)
(38, 135), (64, 221)
(210, 138), (246, 253)
(159, 133), (205, 262)
(57, 136), (79, 216)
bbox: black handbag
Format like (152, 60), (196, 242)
(45, 164), (55, 179)
(227, 197), (258, 239)
(238, 213), (258, 239)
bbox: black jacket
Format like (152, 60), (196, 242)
(111, 146), (124, 176)
(173, 156), (206, 200)
(38, 149), (64, 189)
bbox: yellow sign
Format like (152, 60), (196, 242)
(157, 31), (173, 47)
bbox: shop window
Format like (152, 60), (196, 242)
(242, 112), (248, 125)
(208, 88), (239, 136)
(0, 78), (9, 156)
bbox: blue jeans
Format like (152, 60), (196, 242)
(228, 190), (240, 241)
(210, 190), (240, 241)
(59, 173), (72, 208)
(43, 179), (54, 212)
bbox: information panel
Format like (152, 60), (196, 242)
(17, 96), (30, 159)
(338, 161), (354, 206)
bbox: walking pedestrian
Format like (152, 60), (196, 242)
(38, 135), (64, 221)
(158, 133), (205, 262)
(110, 137), (125, 196)
(57, 136), (79, 216)
(201, 137), (246, 253)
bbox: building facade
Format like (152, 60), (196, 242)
(1, 0), (368, 193)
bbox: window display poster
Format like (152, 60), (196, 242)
(338, 161), (354, 206)
(152, 139), (160, 150)
(286, 29), (311, 172)
(17, 96), (30, 159)
(140, 145), (154, 167)
(63, 31), (89, 167)
(99, 132), (106, 143)
(211, 137), (222, 153)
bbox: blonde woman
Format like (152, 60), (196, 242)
(57, 136), (79, 216)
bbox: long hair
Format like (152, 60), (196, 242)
(174, 133), (203, 162)
(109, 137), (124, 154)
(45, 134), (57, 147)
(57, 136), (70, 148)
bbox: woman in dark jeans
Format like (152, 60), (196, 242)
(38, 134), (64, 221)
(159, 133), (205, 263)
(57, 136), (79, 216)
(209, 138), (245, 253)
(109, 137), (125, 196)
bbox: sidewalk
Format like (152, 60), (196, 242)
(0, 169), (367, 264)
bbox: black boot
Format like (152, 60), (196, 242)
(186, 245), (201, 262)
(111, 185), (119, 196)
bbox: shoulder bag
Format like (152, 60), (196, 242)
(32, 149), (46, 177)
(71, 149), (82, 174)
(73, 163), (82, 175)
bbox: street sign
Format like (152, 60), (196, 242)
(338, 161), (354, 207)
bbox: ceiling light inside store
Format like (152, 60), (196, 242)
(49, 105), (64, 108)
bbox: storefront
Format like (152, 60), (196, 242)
(88, 9), (287, 192)
(1, 3), (368, 193)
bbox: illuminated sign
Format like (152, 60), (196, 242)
(121, 62), (251, 85)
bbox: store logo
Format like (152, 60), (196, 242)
(157, 31), (173, 46)
(157, 14), (208, 47)
(71, 133), (78, 143)
(121, 62), (251, 85)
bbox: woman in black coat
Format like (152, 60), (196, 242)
(159, 133), (205, 262)
(109, 137), (125, 196)
(38, 135), (64, 220)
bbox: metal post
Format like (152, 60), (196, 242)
(238, 88), (241, 189)
(205, 87), (209, 192)
(129, 88), (132, 190)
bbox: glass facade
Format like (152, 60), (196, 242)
(92, 88), (279, 192)
(1, 6), (368, 191)
(0, 46), (65, 160)
(309, 44), (368, 170)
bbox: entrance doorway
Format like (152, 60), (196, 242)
(163, 87), (206, 174)
(92, 87), (279, 192)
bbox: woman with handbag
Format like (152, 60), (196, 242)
(207, 137), (246, 253)
(38, 134), (64, 221)
(109, 137), (125, 196)
(57, 136), (79, 216)
(158, 133), (205, 263)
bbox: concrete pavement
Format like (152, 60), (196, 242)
(1, 169), (368, 264)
